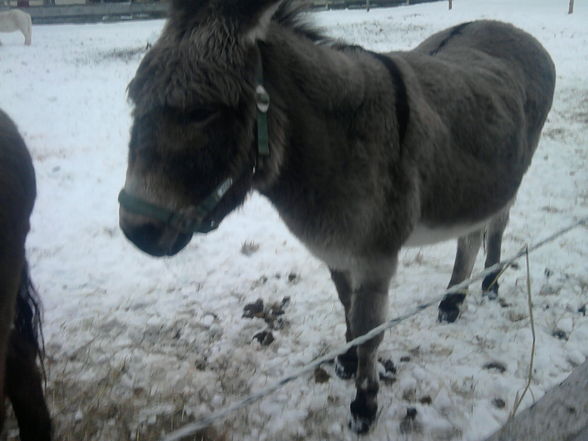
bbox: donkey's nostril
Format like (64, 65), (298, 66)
(121, 222), (168, 257)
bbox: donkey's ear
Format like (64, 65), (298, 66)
(170, 0), (209, 17)
(236, 0), (283, 42)
(170, 0), (283, 42)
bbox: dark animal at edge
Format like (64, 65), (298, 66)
(118, 0), (556, 433)
(0, 109), (51, 440)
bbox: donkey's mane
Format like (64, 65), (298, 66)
(273, 0), (331, 44)
(129, 0), (334, 114)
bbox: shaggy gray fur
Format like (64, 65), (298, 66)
(120, 0), (556, 432)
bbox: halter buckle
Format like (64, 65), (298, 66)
(256, 85), (270, 113)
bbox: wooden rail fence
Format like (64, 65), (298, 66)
(0, 0), (444, 25)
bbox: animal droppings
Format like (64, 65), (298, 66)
(314, 367), (331, 384)
(378, 359), (397, 384)
(381, 358), (396, 372)
(242, 299), (264, 319)
(419, 396), (432, 405)
(399, 407), (421, 434)
(240, 241), (260, 256)
(499, 298), (511, 308)
(253, 330), (275, 346)
(492, 398), (506, 409)
(482, 361), (507, 373)
(552, 329), (569, 340)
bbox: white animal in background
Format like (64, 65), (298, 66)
(0, 9), (32, 45)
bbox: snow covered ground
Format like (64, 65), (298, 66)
(1, 0), (587, 440)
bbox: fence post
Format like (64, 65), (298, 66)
(484, 361), (588, 441)
(449, 0), (453, 10)
(568, 0), (574, 14)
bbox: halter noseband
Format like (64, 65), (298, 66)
(118, 52), (271, 235)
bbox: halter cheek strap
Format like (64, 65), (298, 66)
(255, 58), (271, 158)
(119, 49), (271, 235)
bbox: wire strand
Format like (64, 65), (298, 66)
(162, 216), (588, 441)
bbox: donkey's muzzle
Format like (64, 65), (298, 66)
(119, 208), (192, 257)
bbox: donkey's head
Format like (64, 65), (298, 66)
(119, 0), (284, 256)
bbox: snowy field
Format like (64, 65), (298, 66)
(1, 0), (587, 440)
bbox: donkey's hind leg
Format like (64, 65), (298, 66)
(481, 207), (511, 299)
(23, 13), (32, 46)
(438, 230), (483, 323)
(330, 269), (358, 379)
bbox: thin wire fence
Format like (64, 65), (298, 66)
(162, 216), (588, 441)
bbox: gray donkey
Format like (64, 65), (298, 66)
(119, 0), (555, 433)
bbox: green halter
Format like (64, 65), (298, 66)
(119, 54), (271, 234)
(118, 177), (234, 234)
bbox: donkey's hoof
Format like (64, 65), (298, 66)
(438, 292), (466, 323)
(482, 273), (500, 300)
(438, 305), (460, 323)
(482, 288), (499, 301)
(335, 354), (357, 379)
(349, 416), (372, 434)
(349, 399), (377, 434)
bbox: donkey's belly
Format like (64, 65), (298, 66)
(404, 219), (489, 247)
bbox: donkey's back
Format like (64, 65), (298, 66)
(392, 21), (555, 321)
(0, 10), (32, 45)
(415, 20), (555, 143)
(398, 20), (555, 232)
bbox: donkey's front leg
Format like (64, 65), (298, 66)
(348, 267), (392, 434)
(330, 269), (358, 379)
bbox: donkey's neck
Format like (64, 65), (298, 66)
(262, 26), (370, 128)
(257, 24), (405, 246)
(260, 27), (366, 191)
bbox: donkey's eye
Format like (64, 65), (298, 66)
(186, 107), (218, 123)
(165, 106), (218, 125)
